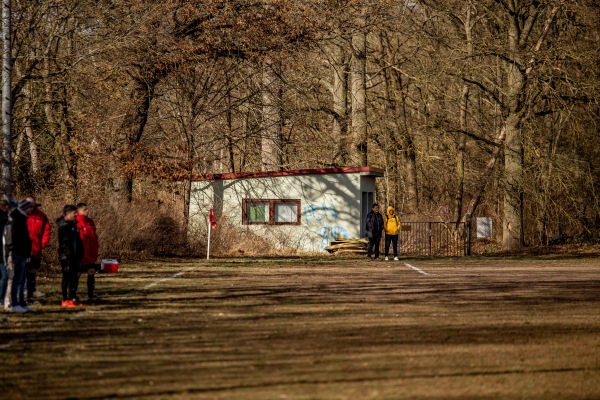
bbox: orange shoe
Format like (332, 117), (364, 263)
(72, 300), (84, 307)
(61, 300), (75, 307)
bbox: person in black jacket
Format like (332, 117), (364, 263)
(57, 204), (84, 307)
(365, 203), (384, 260)
(4, 200), (34, 312)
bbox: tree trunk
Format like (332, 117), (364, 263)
(378, 33), (418, 212)
(332, 33), (349, 166)
(403, 148), (418, 211)
(502, 111), (524, 249)
(350, 10), (368, 167)
(43, 58), (76, 202)
(455, 3), (473, 223)
(114, 73), (160, 202)
(502, 16), (525, 250)
(455, 84), (469, 223)
(59, 85), (78, 202)
(464, 125), (507, 221)
(261, 58), (283, 171)
(226, 88), (236, 172)
(397, 72), (418, 211)
(22, 86), (40, 177)
(1, 0), (12, 197)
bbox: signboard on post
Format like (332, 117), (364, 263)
(476, 217), (493, 238)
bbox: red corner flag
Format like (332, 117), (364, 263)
(209, 208), (217, 229)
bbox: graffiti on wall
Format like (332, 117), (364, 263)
(303, 196), (339, 224)
(318, 225), (348, 250)
(303, 196), (347, 249)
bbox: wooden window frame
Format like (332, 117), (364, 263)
(242, 199), (301, 225)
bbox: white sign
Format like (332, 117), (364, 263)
(477, 217), (493, 238)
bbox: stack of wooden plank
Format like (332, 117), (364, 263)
(325, 237), (368, 255)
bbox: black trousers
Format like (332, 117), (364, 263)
(76, 264), (96, 299)
(26, 257), (42, 297)
(384, 234), (399, 257)
(367, 234), (382, 258)
(61, 259), (80, 301)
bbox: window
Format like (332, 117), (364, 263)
(275, 202), (298, 223)
(243, 199), (301, 225)
(247, 202), (269, 223)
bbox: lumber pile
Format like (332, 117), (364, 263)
(325, 237), (368, 255)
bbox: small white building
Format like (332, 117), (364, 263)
(188, 166), (384, 252)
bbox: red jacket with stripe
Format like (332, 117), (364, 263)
(27, 208), (51, 258)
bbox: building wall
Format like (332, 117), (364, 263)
(189, 172), (374, 252)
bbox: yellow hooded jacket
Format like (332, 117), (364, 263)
(384, 206), (401, 235)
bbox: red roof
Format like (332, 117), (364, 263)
(192, 166), (384, 181)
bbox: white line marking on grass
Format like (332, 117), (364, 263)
(140, 266), (196, 291)
(404, 262), (429, 275)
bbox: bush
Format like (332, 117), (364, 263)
(37, 197), (189, 267)
(187, 214), (284, 257)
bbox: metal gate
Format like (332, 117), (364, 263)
(394, 222), (470, 257)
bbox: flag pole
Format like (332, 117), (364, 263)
(207, 208), (216, 260)
(207, 217), (211, 260)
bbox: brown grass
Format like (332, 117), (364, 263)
(1, 256), (599, 399)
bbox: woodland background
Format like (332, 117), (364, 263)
(3, 0), (599, 258)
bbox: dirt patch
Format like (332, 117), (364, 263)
(477, 243), (600, 258)
(1, 256), (599, 399)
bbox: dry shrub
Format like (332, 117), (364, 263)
(216, 229), (277, 257)
(34, 196), (188, 267)
(92, 201), (188, 259)
(188, 214), (300, 257)
(190, 216), (275, 257)
(470, 239), (501, 255)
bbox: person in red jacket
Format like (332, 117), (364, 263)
(25, 196), (51, 301)
(76, 202), (99, 301)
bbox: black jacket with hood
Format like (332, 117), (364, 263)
(9, 208), (32, 258)
(56, 216), (84, 263)
(365, 210), (384, 239)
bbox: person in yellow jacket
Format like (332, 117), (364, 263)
(383, 206), (401, 261)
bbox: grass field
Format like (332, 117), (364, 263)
(1, 256), (599, 399)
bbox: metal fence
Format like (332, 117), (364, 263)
(392, 222), (470, 257)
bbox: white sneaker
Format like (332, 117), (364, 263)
(24, 306), (36, 312)
(394, 257), (399, 261)
(384, 256), (389, 261)
(10, 305), (28, 313)
(32, 291), (45, 298)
